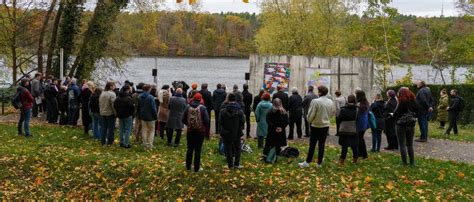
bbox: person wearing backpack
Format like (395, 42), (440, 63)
(183, 93), (209, 172)
(393, 87), (419, 166)
(336, 95), (359, 165)
(138, 84), (158, 149)
(219, 93), (245, 169)
(446, 89), (463, 136)
(114, 85), (135, 148)
(369, 94), (385, 152)
(16, 79), (34, 137)
(166, 88), (187, 147)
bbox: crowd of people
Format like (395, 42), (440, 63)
(14, 74), (465, 171)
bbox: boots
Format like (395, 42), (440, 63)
(352, 157), (358, 164)
(339, 158), (345, 166)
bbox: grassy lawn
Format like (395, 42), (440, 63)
(0, 123), (473, 200)
(414, 122), (474, 142)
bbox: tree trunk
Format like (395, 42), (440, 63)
(37, 0), (57, 75)
(45, 1), (63, 77)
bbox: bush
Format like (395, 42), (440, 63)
(384, 84), (474, 125)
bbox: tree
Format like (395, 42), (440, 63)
(37, 0), (57, 74)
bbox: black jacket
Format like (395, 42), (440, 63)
(233, 90), (245, 109)
(266, 109), (289, 147)
(253, 95), (262, 112)
(288, 92), (303, 115)
(79, 88), (92, 110)
(302, 91), (318, 116)
(219, 102), (244, 141)
(393, 100), (419, 124)
(384, 98), (397, 121)
(272, 91), (289, 111)
(89, 92), (101, 114)
(447, 96), (461, 112)
(370, 100), (385, 129)
(44, 84), (58, 100)
(242, 90), (253, 112)
(416, 86), (434, 114)
(212, 89), (227, 113)
(199, 89), (213, 111)
(114, 92), (135, 119)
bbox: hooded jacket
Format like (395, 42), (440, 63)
(138, 91), (157, 121)
(255, 100), (273, 137)
(212, 89), (227, 112)
(114, 91), (135, 119)
(219, 102), (244, 141)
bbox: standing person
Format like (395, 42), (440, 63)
(138, 84), (158, 149)
(288, 87), (303, 139)
(199, 83), (213, 138)
(437, 89), (449, 129)
(67, 78), (81, 126)
(158, 85), (171, 140)
(446, 89), (462, 135)
(232, 84), (244, 108)
(415, 80), (433, 142)
(166, 88), (187, 147)
(31, 73), (42, 117)
(299, 85), (334, 168)
(187, 83), (199, 102)
(242, 84), (253, 138)
(255, 93), (272, 149)
(334, 90), (346, 132)
(219, 93), (245, 169)
(384, 90), (398, 150)
(369, 94), (385, 152)
(302, 86), (318, 137)
(336, 95), (359, 165)
(16, 79), (34, 137)
(253, 90), (264, 113)
(79, 81), (94, 135)
(44, 79), (59, 124)
(58, 86), (68, 125)
(263, 98), (289, 159)
(212, 84), (227, 134)
(272, 86), (289, 111)
(89, 88), (102, 140)
(393, 87), (419, 166)
(132, 83), (144, 143)
(183, 93), (209, 172)
(355, 90), (370, 159)
(114, 85), (135, 148)
(99, 82), (117, 145)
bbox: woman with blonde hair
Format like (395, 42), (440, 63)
(79, 80), (95, 135)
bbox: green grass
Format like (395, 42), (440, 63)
(415, 122), (474, 142)
(0, 123), (473, 200)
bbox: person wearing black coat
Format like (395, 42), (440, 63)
(219, 94), (245, 169)
(114, 85), (135, 148)
(89, 88), (102, 140)
(369, 94), (385, 152)
(384, 90), (398, 150)
(302, 86), (318, 137)
(44, 79), (59, 124)
(253, 90), (264, 113)
(288, 87), (303, 139)
(446, 89), (462, 135)
(212, 84), (227, 134)
(199, 83), (213, 138)
(393, 87), (419, 166)
(263, 98), (289, 157)
(242, 84), (253, 138)
(272, 86), (289, 111)
(58, 86), (69, 125)
(336, 95), (359, 165)
(79, 82), (93, 135)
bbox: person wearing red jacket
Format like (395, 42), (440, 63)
(17, 79), (34, 137)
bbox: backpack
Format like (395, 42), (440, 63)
(187, 106), (203, 131)
(280, 146), (299, 158)
(265, 147), (277, 164)
(369, 111), (377, 130)
(458, 97), (465, 112)
(11, 90), (23, 109)
(241, 139), (253, 153)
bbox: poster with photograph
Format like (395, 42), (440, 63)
(306, 68), (331, 91)
(263, 63), (291, 94)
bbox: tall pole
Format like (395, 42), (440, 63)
(60, 48), (64, 81)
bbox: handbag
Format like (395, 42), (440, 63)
(338, 120), (357, 136)
(396, 110), (417, 126)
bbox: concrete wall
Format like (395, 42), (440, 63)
(249, 54), (374, 98)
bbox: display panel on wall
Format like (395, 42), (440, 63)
(263, 63), (291, 94)
(306, 68), (331, 92)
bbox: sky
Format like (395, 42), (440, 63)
(162, 0), (459, 17)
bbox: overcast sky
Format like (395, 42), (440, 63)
(162, 0), (459, 17)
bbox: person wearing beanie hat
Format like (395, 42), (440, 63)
(383, 89), (398, 150)
(219, 93), (245, 169)
(183, 92), (209, 172)
(255, 92), (273, 148)
(188, 83), (200, 103)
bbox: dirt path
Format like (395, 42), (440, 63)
(1, 113), (473, 164)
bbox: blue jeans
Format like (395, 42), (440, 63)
(371, 129), (382, 151)
(18, 109), (31, 136)
(91, 113), (101, 140)
(418, 114), (429, 140)
(68, 103), (79, 126)
(100, 115), (116, 145)
(119, 116), (133, 147)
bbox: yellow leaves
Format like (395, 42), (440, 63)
(339, 192), (352, 198)
(413, 180), (427, 186)
(115, 187), (124, 197)
(385, 181), (395, 191)
(456, 172), (465, 179)
(416, 189), (424, 194)
(266, 178), (273, 186)
(34, 177), (42, 186)
(364, 176), (373, 184)
(437, 171), (445, 181)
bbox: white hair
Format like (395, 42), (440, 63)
(291, 87), (298, 93)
